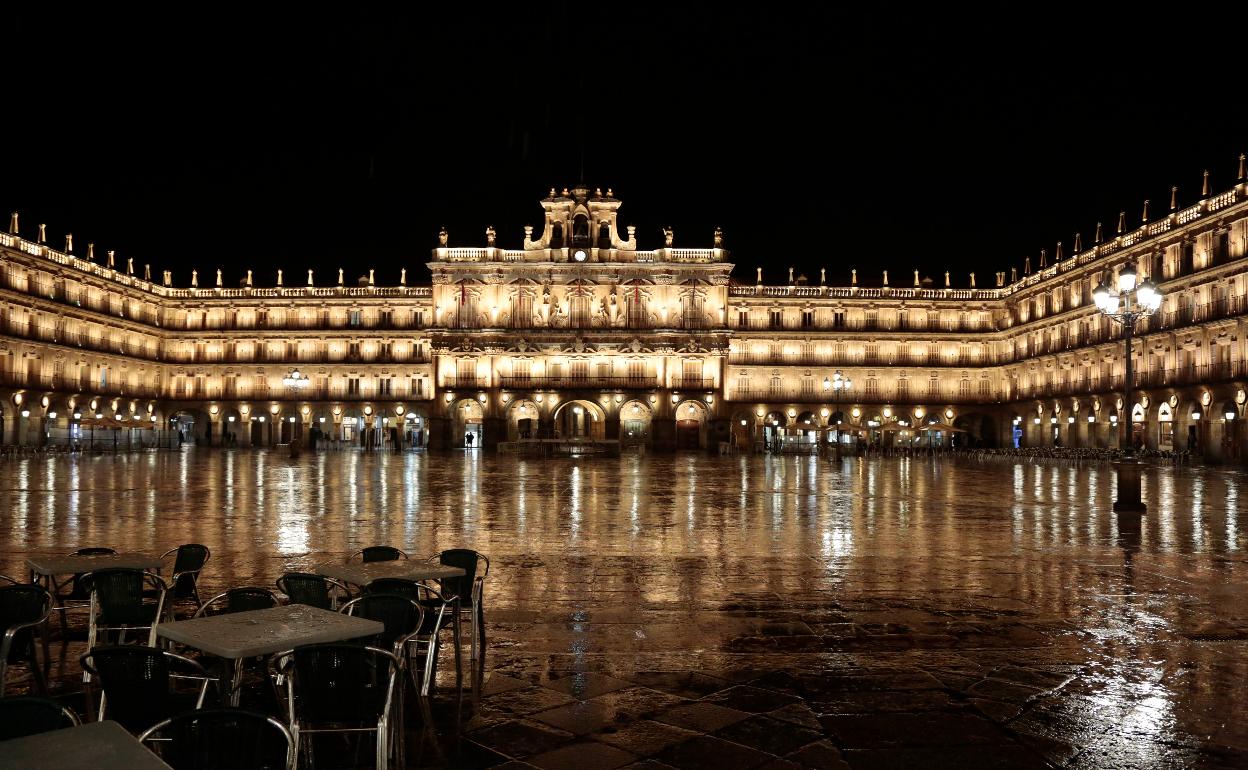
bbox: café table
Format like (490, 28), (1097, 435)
(26, 552), (165, 638)
(0, 719), (174, 770)
(156, 603), (383, 705)
(315, 560), (465, 587)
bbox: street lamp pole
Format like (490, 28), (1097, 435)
(1093, 264), (1162, 513)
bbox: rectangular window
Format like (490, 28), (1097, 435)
(348, 310), (362, 327)
(414, 310), (424, 327)
(379, 378), (392, 395)
(348, 342), (360, 360)
(832, 311), (845, 329)
(99, 367), (108, 388)
(801, 310), (814, 328)
(380, 342), (392, 360)
(769, 309), (783, 328)
(379, 310), (392, 327)
(738, 309), (749, 327)
(256, 311), (267, 328)
(347, 377), (360, 395)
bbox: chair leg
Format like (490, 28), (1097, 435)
(376, 716), (389, 770)
(27, 647), (48, 694)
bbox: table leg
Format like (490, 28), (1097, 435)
(229, 658), (245, 707)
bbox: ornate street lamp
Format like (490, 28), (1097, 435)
(1093, 263), (1162, 512)
(825, 371), (852, 401)
(282, 370), (311, 389)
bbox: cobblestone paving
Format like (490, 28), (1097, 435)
(2, 450), (1246, 768)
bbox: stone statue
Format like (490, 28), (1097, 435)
(276, 269), (283, 286)
(65, 233), (73, 253)
(163, 270), (172, 286)
(851, 268), (858, 286)
(486, 225), (496, 246)
(970, 272), (976, 288)
(87, 243), (95, 261)
(144, 264), (151, 282)
(756, 267), (762, 283)
(246, 270), (253, 286)
(524, 225), (533, 241)
(882, 270), (889, 287)
(127, 258), (134, 275)
(400, 268), (407, 285)
(438, 227), (448, 246)
(216, 269), (222, 287)
(820, 268), (826, 286)
(307, 269), (314, 286)
(1024, 256), (1031, 274)
(107, 250), (116, 269)
(8, 212), (17, 234)
(789, 267), (795, 283)
(368, 269), (374, 286)
(662, 226), (674, 247)
(945, 270), (951, 287)
(38, 223), (46, 243)
(191, 270), (198, 287)
(713, 226), (724, 248)
(338, 268), (344, 285)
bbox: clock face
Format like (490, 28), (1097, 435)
(573, 249), (587, 262)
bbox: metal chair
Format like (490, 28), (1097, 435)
(194, 587), (279, 618)
(154, 544), (211, 617)
(276, 573), (349, 611)
(0, 584), (52, 696)
(433, 549), (489, 687)
(80, 646), (213, 734)
(47, 547), (116, 636)
(277, 644), (401, 770)
(364, 579), (462, 701)
(81, 569), (167, 665)
(0, 695), (79, 740)
(346, 546), (408, 563)
(139, 707), (295, 770)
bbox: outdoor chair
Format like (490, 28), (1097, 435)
(339, 593), (427, 754)
(432, 549), (489, 686)
(363, 579), (462, 700)
(277, 644), (401, 770)
(139, 707), (295, 770)
(0, 583), (53, 696)
(0, 695), (79, 741)
(152, 544), (211, 617)
(276, 572), (349, 611)
(346, 546), (408, 563)
(194, 587), (279, 618)
(80, 645), (213, 734)
(81, 568), (167, 663)
(48, 547), (116, 636)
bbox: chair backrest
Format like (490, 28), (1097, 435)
(79, 646), (172, 733)
(198, 587), (278, 617)
(276, 573), (333, 610)
(0, 696), (79, 741)
(364, 578), (422, 601)
(340, 593), (422, 650)
(287, 644), (396, 724)
(83, 569), (153, 626)
(139, 708), (294, 770)
(67, 549), (118, 599)
(0, 584), (51, 658)
(367, 581), (452, 636)
(169, 544), (210, 598)
(357, 546), (406, 563)
(437, 549), (488, 605)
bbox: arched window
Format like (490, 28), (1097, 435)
(571, 215), (591, 248)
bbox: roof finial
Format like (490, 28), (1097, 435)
(276, 269), (283, 287)
(107, 250), (116, 269)
(368, 269), (375, 286)
(87, 243), (95, 261)
(944, 270), (950, 288)
(1039, 249), (1047, 268)
(1239, 153), (1246, 181)
(8, 212), (17, 235)
(65, 233), (73, 253)
(756, 267), (762, 284)
(245, 270), (253, 286)
(37, 223), (46, 243)
(913, 269), (920, 287)
(1201, 169), (1210, 197)
(144, 264), (151, 282)
(788, 267), (794, 284)
(819, 268), (826, 286)
(851, 268), (858, 287)
(400, 268), (407, 286)
(1094, 222), (1103, 244)
(191, 270), (198, 287)
(308, 269), (314, 286)
(969, 272), (976, 288)
(882, 270), (889, 287)
(215, 269), (222, 287)
(1023, 255), (1031, 275)
(1055, 241), (1063, 261)
(1170, 185), (1178, 211)
(1141, 200), (1149, 224)
(1116, 211), (1126, 234)
(126, 257), (134, 275)
(338, 268), (344, 285)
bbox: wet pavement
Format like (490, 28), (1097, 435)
(2, 449), (1247, 768)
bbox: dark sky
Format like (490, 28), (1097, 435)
(4, 6), (1247, 289)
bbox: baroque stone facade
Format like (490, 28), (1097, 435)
(1, 180), (1247, 460)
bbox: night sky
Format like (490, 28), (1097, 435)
(4, 7), (1247, 289)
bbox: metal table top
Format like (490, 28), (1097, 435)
(26, 553), (162, 576)
(316, 561), (465, 586)
(156, 603), (383, 658)
(0, 720), (173, 770)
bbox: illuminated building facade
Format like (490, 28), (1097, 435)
(2, 177), (1247, 461)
